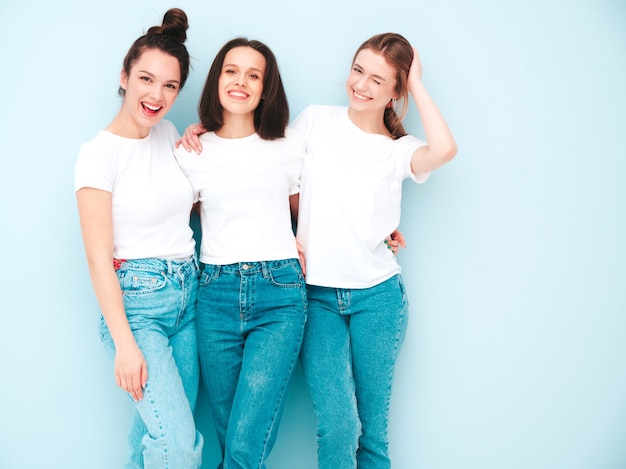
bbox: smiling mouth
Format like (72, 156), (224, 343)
(142, 102), (162, 115)
(352, 90), (370, 102)
(228, 90), (249, 99)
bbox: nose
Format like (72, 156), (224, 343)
(236, 74), (247, 87)
(354, 74), (368, 91)
(149, 84), (164, 100)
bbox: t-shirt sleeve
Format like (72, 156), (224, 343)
(74, 138), (116, 193)
(290, 105), (312, 134)
(287, 129), (306, 195)
(396, 134), (429, 184)
(173, 145), (201, 203)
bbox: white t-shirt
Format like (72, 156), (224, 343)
(74, 120), (196, 260)
(292, 105), (428, 289)
(174, 128), (304, 265)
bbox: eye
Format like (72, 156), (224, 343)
(352, 66), (362, 74)
(249, 73), (260, 80)
(224, 68), (236, 75)
(140, 76), (152, 82)
(165, 83), (178, 90)
(372, 79), (381, 85)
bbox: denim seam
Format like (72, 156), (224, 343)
(257, 319), (305, 468)
(144, 384), (170, 468)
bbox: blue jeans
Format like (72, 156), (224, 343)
(197, 259), (307, 469)
(300, 275), (409, 469)
(99, 256), (203, 469)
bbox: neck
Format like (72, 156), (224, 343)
(217, 112), (256, 139)
(106, 110), (150, 139)
(347, 107), (389, 136)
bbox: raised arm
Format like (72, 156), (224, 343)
(408, 47), (457, 175)
(76, 188), (147, 402)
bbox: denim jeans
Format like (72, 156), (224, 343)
(300, 274), (409, 469)
(197, 259), (307, 469)
(99, 256), (203, 469)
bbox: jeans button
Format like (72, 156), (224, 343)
(242, 264), (250, 270)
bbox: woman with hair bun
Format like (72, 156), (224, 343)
(292, 33), (457, 468)
(74, 8), (203, 468)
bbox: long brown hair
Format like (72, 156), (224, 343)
(198, 38), (289, 140)
(352, 33), (413, 139)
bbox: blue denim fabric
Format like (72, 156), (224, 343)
(300, 274), (409, 469)
(197, 259), (307, 469)
(99, 256), (203, 469)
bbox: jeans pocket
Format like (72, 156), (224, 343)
(199, 264), (219, 286)
(119, 269), (167, 296)
(268, 260), (302, 288)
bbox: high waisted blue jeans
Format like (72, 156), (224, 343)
(300, 274), (409, 469)
(99, 256), (203, 469)
(197, 259), (307, 469)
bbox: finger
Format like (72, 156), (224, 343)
(130, 377), (144, 402)
(141, 360), (148, 389)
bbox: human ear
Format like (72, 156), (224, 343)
(119, 69), (128, 92)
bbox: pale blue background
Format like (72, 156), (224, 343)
(1, 0), (625, 468)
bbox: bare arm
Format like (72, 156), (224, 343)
(408, 48), (458, 175)
(289, 193), (306, 276)
(76, 188), (147, 401)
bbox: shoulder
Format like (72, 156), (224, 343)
(292, 105), (346, 132)
(152, 120), (180, 143)
(284, 126), (306, 144)
(394, 133), (426, 153)
(77, 131), (117, 163)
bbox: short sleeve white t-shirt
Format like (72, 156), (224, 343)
(174, 128), (304, 265)
(74, 120), (196, 260)
(292, 105), (428, 289)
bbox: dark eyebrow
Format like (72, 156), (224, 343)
(137, 69), (180, 85)
(223, 63), (264, 75)
(353, 62), (388, 82)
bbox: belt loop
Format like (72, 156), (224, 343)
(261, 261), (269, 278)
(192, 254), (199, 270)
(214, 264), (221, 279)
(166, 259), (173, 275)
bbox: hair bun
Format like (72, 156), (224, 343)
(146, 7), (189, 44)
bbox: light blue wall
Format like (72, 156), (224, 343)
(1, 0), (625, 468)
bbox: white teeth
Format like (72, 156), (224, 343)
(353, 91), (369, 101)
(143, 103), (161, 111)
(229, 91), (248, 98)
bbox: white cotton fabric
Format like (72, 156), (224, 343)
(74, 120), (195, 260)
(174, 128), (304, 265)
(292, 105), (428, 289)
